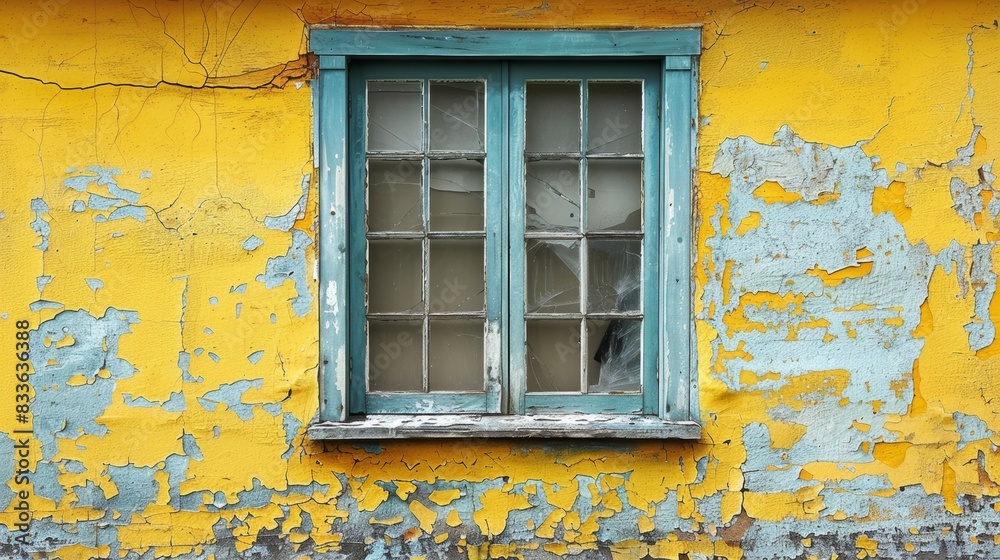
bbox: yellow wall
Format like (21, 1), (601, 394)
(2, 1), (1000, 558)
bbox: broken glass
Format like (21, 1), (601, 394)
(429, 239), (485, 312)
(526, 240), (580, 313)
(587, 240), (641, 313)
(587, 159), (642, 231)
(587, 82), (642, 154)
(587, 319), (641, 393)
(525, 159), (581, 231)
(430, 81), (486, 152)
(368, 320), (423, 391)
(525, 82), (581, 153)
(368, 239), (423, 313)
(368, 81), (423, 152)
(368, 159), (423, 232)
(429, 319), (485, 391)
(430, 159), (485, 231)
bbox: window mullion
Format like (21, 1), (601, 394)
(506, 65), (527, 415)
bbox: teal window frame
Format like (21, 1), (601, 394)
(309, 29), (700, 439)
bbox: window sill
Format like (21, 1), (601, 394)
(307, 414), (701, 440)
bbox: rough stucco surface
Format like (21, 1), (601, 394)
(3, 1), (1000, 558)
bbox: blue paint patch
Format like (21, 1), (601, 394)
(105, 464), (158, 513)
(208, 352), (220, 363)
(139, 170), (152, 179)
(203, 327), (214, 334)
(179, 350), (201, 382)
(270, 313), (277, 324)
(181, 433), (203, 461)
(709, 127), (933, 465)
(71, 200), (86, 212)
(213, 426), (221, 438)
(262, 403), (281, 416)
(242, 235), (264, 251)
(0, 434), (13, 510)
(107, 184), (141, 205)
(236, 302), (242, 318)
(237, 478), (275, 509)
(256, 229), (314, 317)
(63, 175), (95, 191)
(263, 174), (310, 231)
(29, 300), (64, 312)
(231, 283), (248, 294)
(87, 193), (119, 211)
(33, 458), (65, 504)
(36, 275), (52, 292)
(64, 460), (86, 474)
(30, 198), (50, 251)
(162, 391), (185, 412)
(281, 412), (302, 460)
(209, 297), (218, 305)
(31, 308), (140, 463)
(966, 242), (997, 351)
(107, 206), (147, 222)
(85, 278), (103, 292)
(193, 347), (204, 356)
(247, 350), (264, 364)
(954, 411), (991, 450)
(199, 379), (263, 421)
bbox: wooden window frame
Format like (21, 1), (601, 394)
(309, 29), (700, 439)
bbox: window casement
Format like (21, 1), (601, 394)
(309, 30), (700, 439)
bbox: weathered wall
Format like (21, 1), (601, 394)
(2, 0), (999, 558)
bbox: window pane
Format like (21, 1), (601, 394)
(368, 159), (423, 232)
(587, 159), (642, 232)
(429, 239), (485, 312)
(587, 319), (641, 393)
(369, 239), (423, 313)
(526, 240), (580, 313)
(587, 240), (641, 313)
(430, 81), (485, 152)
(526, 319), (581, 392)
(369, 320), (423, 391)
(587, 82), (642, 154)
(430, 159), (484, 231)
(429, 319), (485, 391)
(525, 159), (580, 232)
(368, 81), (422, 152)
(525, 82), (581, 152)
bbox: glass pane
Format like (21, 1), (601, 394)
(588, 240), (642, 313)
(369, 239), (423, 313)
(587, 82), (642, 154)
(525, 159), (580, 231)
(368, 81), (422, 152)
(430, 159), (484, 231)
(526, 320), (581, 392)
(368, 159), (423, 232)
(429, 319), (484, 392)
(587, 159), (642, 231)
(525, 82), (581, 153)
(429, 239), (485, 312)
(587, 319), (641, 393)
(369, 320), (423, 391)
(526, 240), (580, 313)
(430, 82), (486, 152)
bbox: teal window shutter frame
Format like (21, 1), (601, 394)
(311, 30), (700, 439)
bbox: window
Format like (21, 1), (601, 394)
(310, 30), (699, 439)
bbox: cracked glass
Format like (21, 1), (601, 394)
(524, 79), (645, 395)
